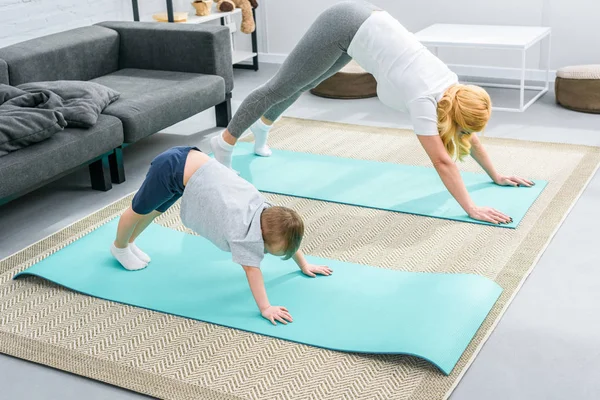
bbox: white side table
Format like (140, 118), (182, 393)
(414, 24), (551, 112)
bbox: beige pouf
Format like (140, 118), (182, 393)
(555, 65), (600, 113)
(310, 60), (377, 99)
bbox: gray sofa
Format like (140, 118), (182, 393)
(0, 21), (233, 206)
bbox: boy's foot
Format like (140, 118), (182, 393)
(210, 134), (233, 169)
(129, 242), (151, 263)
(250, 120), (272, 157)
(111, 244), (148, 271)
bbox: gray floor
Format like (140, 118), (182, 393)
(1, 63), (599, 400)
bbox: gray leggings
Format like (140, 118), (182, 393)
(227, 1), (378, 137)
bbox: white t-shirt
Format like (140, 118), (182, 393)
(347, 11), (458, 136)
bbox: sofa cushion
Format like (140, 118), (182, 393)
(0, 59), (7, 85)
(0, 26), (119, 86)
(92, 69), (225, 143)
(97, 22), (234, 93)
(0, 114), (123, 199)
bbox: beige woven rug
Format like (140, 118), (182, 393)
(1, 117), (599, 400)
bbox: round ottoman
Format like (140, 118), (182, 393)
(310, 60), (377, 99)
(555, 65), (600, 113)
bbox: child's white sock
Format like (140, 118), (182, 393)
(129, 242), (151, 263)
(111, 243), (148, 271)
(250, 119), (272, 157)
(210, 133), (233, 169)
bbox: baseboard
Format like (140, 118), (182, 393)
(449, 64), (556, 83)
(258, 52), (288, 64)
(258, 52), (556, 83)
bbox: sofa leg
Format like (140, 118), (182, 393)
(109, 146), (126, 184)
(215, 94), (232, 128)
(89, 155), (112, 192)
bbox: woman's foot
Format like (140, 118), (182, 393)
(210, 133), (234, 169)
(110, 243), (148, 271)
(251, 119), (272, 157)
(129, 242), (151, 263)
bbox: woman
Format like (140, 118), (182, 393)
(211, 1), (534, 225)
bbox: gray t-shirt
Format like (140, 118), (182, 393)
(180, 159), (269, 268)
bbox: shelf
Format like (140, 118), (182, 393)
(143, 6), (241, 24)
(184, 8), (241, 24)
(233, 50), (258, 64)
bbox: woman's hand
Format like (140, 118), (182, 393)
(468, 206), (512, 225)
(470, 135), (534, 188)
(261, 305), (293, 325)
(417, 135), (479, 214)
(493, 175), (535, 187)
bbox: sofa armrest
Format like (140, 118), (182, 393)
(96, 22), (233, 93)
(0, 59), (8, 85)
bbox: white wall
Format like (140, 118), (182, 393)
(0, 0), (130, 48)
(544, 0), (600, 67)
(8, 0), (590, 77)
(0, 0), (253, 54)
(256, 0), (600, 79)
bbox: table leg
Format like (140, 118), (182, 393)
(520, 48), (526, 111)
(166, 0), (174, 23)
(131, 0), (140, 21)
(251, 9), (259, 71)
(545, 34), (552, 91)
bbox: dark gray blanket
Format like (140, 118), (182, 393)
(0, 81), (120, 157)
(0, 85), (66, 157)
(17, 80), (120, 128)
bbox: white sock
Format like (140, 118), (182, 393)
(129, 242), (151, 263)
(251, 119), (272, 157)
(210, 133), (234, 169)
(111, 244), (148, 271)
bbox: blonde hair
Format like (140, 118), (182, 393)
(261, 206), (304, 260)
(437, 84), (492, 161)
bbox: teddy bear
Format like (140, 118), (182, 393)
(217, 0), (258, 34)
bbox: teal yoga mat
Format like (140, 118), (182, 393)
(232, 142), (547, 228)
(15, 219), (502, 375)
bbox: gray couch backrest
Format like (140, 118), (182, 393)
(0, 26), (119, 86)
(0, 59), (8, 85)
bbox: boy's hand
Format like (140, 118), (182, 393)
(261, 306), (293, 325)
(301, 264), (333, 278)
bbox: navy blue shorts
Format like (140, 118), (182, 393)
(131, 146), (200, 215)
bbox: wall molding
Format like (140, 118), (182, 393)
(258, 52), (287, 64)
(258, 53), (556, 82)
(449, 64), (556, 82)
